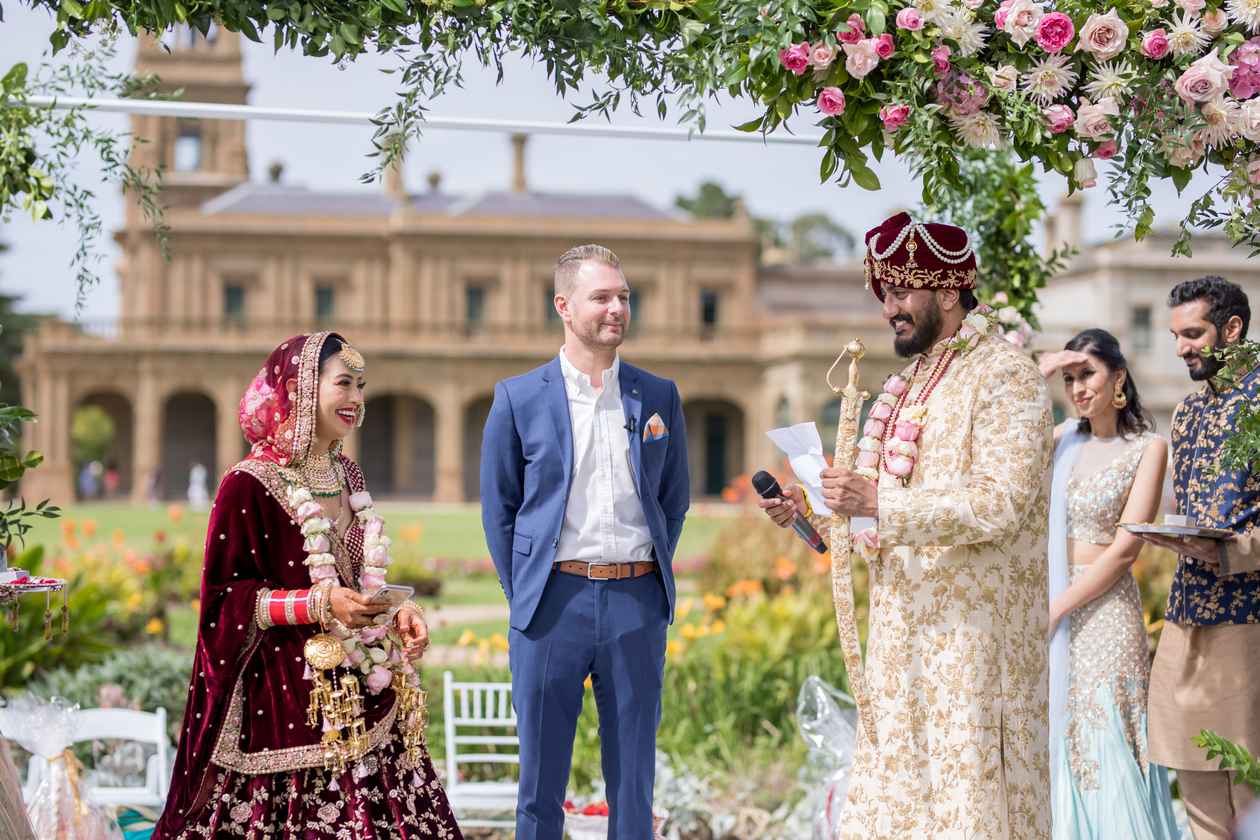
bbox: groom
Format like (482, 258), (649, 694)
(480, 244), (690, 840)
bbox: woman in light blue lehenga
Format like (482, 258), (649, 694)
(1041, 329), (1179, 840)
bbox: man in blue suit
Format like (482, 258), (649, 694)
(480, 243), (690, 840)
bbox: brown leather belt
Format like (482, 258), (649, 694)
(554, 561), (656, 580)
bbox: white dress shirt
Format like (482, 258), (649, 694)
(555, 349), (655, 565)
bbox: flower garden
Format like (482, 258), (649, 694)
(1, 473), (1185, 839)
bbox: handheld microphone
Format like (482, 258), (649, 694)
(751, 470), (828, 554)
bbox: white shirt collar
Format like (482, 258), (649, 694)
(559, 348), (620, 395)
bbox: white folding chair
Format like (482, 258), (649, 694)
(23, 707), (172, 809)
(443, 671), (519, 829)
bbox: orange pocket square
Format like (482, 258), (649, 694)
(643, 412), (668, 442)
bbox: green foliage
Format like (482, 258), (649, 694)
(0, 400), (60, 552)
(1204, 341), (1260, 474)
(1194, 730), (1260, 796)
(921, 149), (1074, 324)
(26, 644), (193, 742)
(675, 179), (741, 219)
(1, 35), (167, 309)
(0, 546), (114, 691)
(71, 404), (116, 467)
(0, 286), (41, 407)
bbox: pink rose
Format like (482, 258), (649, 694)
(348, 648), (367, 666)
(348, 491), (374, 512)
(1241, 100), (1260, 141)
(1002, 0), (1044, 48)
(1074, 157), (1098, 189)
(843, 38), (881, 79)
(366, 665), (393, 695)
(810, 42), (837, 69)
(956, 323), (981, 351)
(1141, 28), (1170, 59)
(863, 418), (887, 438)
(1176, 0), (1206, 13)
(931, 44), (953, 78)
(936, 69), (990, 116)
(1201, 8), (1228, 34)
(1077, 9), (1130, 61)
(779, 42), (811, 75)
(1045, 104), (1075, 133)
(367, 545), (389, 565)
(1094, 139), (1118, 159)
(310, 565), (338, 581)
(1035, 12), (1076, 54)
(883, 375), (909, 397)
(880, 103), (912, 132)
(856, 450), (881, 469)
(304, 534), (331, 553)
(875, 33), (896, 60)
(358, 625), (389, 643)
(885, 455), (915, 478)
(296, 500), (323, 522)
(994, 0), (1013, 29)
(817, 86), (847, 116)
(1004, 330), (1029, 349)
(894, 421), (922, 442)
(1175, 51), (1235, 103)
(1074, 96), (1119, 139)
(838, 13), (866, 44)
(361, 573), (386, 589)
(886, 439), (918, 460)
(870, 402), (893, 421)
(364, 518), (384, 538)
(896, 7), (924, 30)
(988, 64), (1019, 93)
(1248, 156), (1260, 186)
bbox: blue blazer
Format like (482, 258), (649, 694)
(480, 357), (690, 631)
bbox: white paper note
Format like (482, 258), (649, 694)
(765, 421), (830, 514)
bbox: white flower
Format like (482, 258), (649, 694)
(1002, 0), (1043, 47)
(1083, 60), (1137, 101)
(1167, 12), (1211, 56)
(914, 0), (951, 23)
(1226, 0), (1260, 32)
(1241, 99), (1260, 141)
(301, 517), (330, 537)
(286, 486), (314, 507)
(949, 111), (1002, 147)
(1075, 157), (1099, 188)
(1198, 96), (1241, 147)
(988, 63), (1020, 92)
(1022, 54), (1080, 104)
(939, 6), (991, 55)
(997, 305), (1023, 325)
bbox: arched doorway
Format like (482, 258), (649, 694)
(358, 394), (437, 497)
(683, 399), (746, 498)
(160, 392), (217, 501)
(462, 396), (494, 502)
(71, 392), (134, 500)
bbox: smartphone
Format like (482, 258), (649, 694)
(368, 584), (414, 607)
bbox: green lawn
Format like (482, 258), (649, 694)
(30, 502), (728, 563)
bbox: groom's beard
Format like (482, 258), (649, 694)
(892, 299), (943, 358)
(1188, 344), (1226, 381)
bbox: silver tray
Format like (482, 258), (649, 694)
(1121, 522), (1234, 540)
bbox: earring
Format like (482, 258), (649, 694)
(1112, 382), (1128, 409)
(355, 404), (366, 428)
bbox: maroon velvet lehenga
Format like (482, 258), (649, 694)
(153, 333), (462, 840)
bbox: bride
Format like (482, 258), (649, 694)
(153, 331), (463, 839)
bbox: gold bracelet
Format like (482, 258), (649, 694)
(793, 484), (815, 519)
(255, 588), (274, 630)
(317, 580), (335, 630)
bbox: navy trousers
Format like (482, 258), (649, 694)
(509, 569), (669, 840)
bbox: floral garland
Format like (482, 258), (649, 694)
(849, 304), (1005, 562)
(286, 485), (422, 696)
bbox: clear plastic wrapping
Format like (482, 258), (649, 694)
(793, 675), (858, 840)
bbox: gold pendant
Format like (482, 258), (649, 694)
(304, 633), (347, 670)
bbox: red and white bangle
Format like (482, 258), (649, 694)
(255, 588), (314, 629)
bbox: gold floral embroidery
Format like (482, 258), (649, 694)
(836, 335), (1053, 840)
(865, 258), (977, 292)
(210, 667), (399, 774)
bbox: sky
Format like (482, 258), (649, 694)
(0, 4), (1225, 320)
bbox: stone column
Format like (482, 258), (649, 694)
(131, 374), (161, 504)
(215, 380), (242, 478)
(19, 368), (74, 505)
(434, 387), (464, 503)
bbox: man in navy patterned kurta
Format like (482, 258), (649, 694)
(1136, 276), (1259, 840)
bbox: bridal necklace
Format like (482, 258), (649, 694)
(299, 450), (341, 497)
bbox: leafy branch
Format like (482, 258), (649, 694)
(1194, 730), (1260, 796)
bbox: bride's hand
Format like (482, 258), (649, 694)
(329, 587), (390, 629)
(394, 605), (430, 660)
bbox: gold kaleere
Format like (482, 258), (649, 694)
(825, 339), (878, 745)
(304, 633), (369, 775)
(392, 670), (429, 770)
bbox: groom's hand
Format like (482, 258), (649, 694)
(758, 483), (804, 528)
(821, 467), (878, 518)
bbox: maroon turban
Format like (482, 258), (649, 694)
(863, 212), (978, 301)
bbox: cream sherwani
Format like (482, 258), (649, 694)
(820, 333), (1054, 839)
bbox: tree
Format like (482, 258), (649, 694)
(786, 212), (855, 263)
(674, 180), (741, 219)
